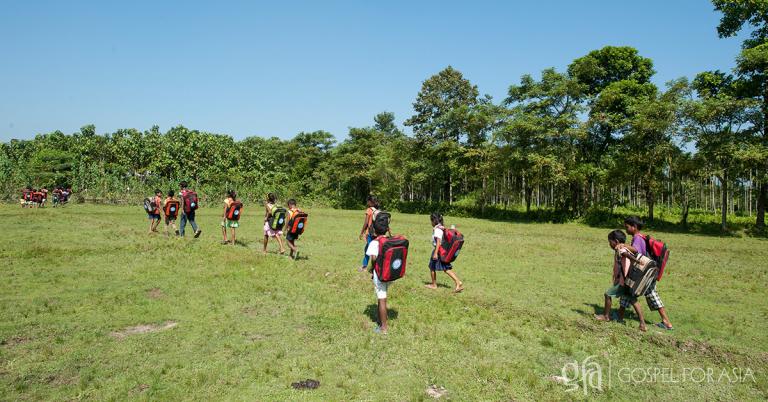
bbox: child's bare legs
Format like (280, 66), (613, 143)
(230, 228), (236, 245)
(618, 306), (626, 321)
(287, 239), (297, 257)
(276, 235), (285, 254)
(445, 270), (463, 292)
(222, 224), (228, 243)
(631, 301), (647, 331)
(263, 235), (269, 254)
(378, 298), (388, 334)
(596, 294), (612, 321)
(425, 270), (438, 289)
(151, 218), (160, 232)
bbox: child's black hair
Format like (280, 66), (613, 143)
(430, 212), (444, 226)
(366, 195), (380, 208)
(167, 189), (174, 197)
(227, 189), (237, 200)
(287, 198), (296, 207)
(154, 188), (162, 194)
(624, 216), (644, 230)
(267, 192), (277, 203)
(608, 229), (627, 244)
(179, 181), (188, 189)
(373, 220), (389, 236)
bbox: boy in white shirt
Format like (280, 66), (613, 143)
(366, 222), (391, 334)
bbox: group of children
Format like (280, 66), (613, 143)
(20, 186), (71, 208)
(145, 184), (307, 260)
(359, 195), (465, 334)
(596, 216), (674, 332)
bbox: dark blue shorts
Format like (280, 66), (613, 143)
(147, 213), (161, 220)
(429, 248), (452, 271)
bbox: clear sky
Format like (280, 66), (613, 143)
(0, 0), (748, 142)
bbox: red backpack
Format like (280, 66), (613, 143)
(182, 190), (199, 214)
(639, 234), (670, 281)
(437, 225), (464, 263)
(164, 200), (180, 218)
(373, 235), (409, 282)
(225, 201), (243, 221)
(287, 211), (308, 235)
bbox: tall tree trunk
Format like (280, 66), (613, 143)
(525, 184), (533, 214)
(719, 173), (728, 231)
(646, 188), (655, 222)
(757, 182), (766, 231)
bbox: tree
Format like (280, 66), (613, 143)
(373, 112), (402, 136)
(683, 71), (756, 230)
(568, 46), (655, 96)
(713, 0), (768, 48)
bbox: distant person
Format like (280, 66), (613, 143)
(365, 216), (393, 334)
(359, 196), (379, 271)
(221, 190), (242, 245)
(21, 187), (32, 208)
(163, 190), (180, 236)
(40, 187), (48, 207)
(595, 229), (647, 332)
(285, 198), (307, 260)
(425, 212), (464, 293)
(52, 187), (62, 207)
(179, 181), (202, 238)
(620, 216), (673, 330)
(263, 192), (286, 255)
(147, 189), (162, 234)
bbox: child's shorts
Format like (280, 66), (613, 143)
(372, 271), (389, 299)
(605, 284), (635, 303)
(286, 232), (299, 242)
(263, 221), (282, 237)
(147, 213), (161, 220)
(620, 281), (663, 311)
(222, 219), (239, 228)
(165, 216), (177, 224)
(429, 249), (452, 271)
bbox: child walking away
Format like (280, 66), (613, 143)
(359, 196), (378, 271)
(366, 213), (408, 334)
(145, 189), (163, 234)
(596, 230), (647, 332)
(164, 190), (180, 236)
(263, 193), (286, 255)
(179, 181), (202, 238)
(425, 212), (464, 293)
(285, 199), (308, 260)
(621, 216), (673, 330)
(221, 190), (242, 245)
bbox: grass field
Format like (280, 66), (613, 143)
(1, 204), (766, 401)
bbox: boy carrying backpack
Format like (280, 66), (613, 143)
(221, 190), (242, 245)
(365, 212), (408, 334)
(263, 192), (286, 255)
(179, 181), (202, 238)
(620, 216), (673, 330)
(164, 190), (180, 236)
(144, 189), (162, 234)
(285, 199), (307, 260)
(425, 212), (464, 293)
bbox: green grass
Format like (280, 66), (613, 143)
(0, 204), (766, 401)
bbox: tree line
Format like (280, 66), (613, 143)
(1, 1), (766, 231)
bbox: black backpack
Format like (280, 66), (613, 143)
(269, 206), (288, 230)
(143, 197), (157, 213)
(369, 210), (391, 236)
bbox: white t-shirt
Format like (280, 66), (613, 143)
(432, 225), (444, 246)
(366, 240), (380, 258)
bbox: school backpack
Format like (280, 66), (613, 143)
(165, 200), (180, 218)
(373, 235), (409, 282)
(437, 225), (464, 263)
(269, 205), (288, 230)
(639, 234), (670, 281)
(226, 201), (243, 221)
(369, 209), (391, 236)
(623, 252), (659, 297)
(143, 197), (158, 213)
(286, 211), (309, 235)
(182, 191), (199, 214)
(23, 190), (31, 201)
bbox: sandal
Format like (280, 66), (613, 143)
(656, 322), (674, 331)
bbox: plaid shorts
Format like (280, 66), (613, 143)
(620, 281), (664, 311)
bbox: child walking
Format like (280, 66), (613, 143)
(359, 195), (379, 271)
(620, 216), (674, 330)
(163, 190), (179, 236)
(221, 190), (239, 245)
(148, 189), (162, 234)
(365, 218), (393, 334)
(425, 212), (464, 293)
(286, 198), (302, 260)
(263, 193), (286, 255)
(595, 229), (647, 332)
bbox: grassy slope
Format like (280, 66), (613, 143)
(0, 204), (766, 401)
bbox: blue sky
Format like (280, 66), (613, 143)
(0, 0), (747, 142)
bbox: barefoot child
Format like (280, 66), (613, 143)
(263, 193), (286, 255)
(221, 190), (240, 245)
(147, 189), (162, 234)
(163, 190), (180, 236)
(359, 195), (379, 271)
(425, 212), (464, 293)
(366, 217), (395, 334)
(285, 199), (303, 259)
(620, 216), (673, 330)
(596, 229), (647, 332)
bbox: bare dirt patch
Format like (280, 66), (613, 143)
(426, 384), (448, 398)
(132, 384), (150, 394)
(110, 321), (178, 339)
(146, 288), (164, 299)
(0, 336), (31, 347)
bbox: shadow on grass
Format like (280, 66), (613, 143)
(576, 303), (650, 325)
(422, 282), (452, 289)
(363, 304), (398, 324)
